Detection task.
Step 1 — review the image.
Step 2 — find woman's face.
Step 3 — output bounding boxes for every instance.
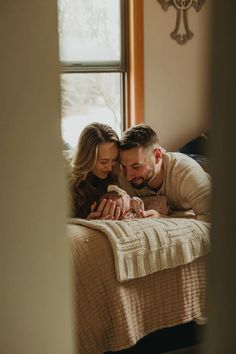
[92,142,119,179]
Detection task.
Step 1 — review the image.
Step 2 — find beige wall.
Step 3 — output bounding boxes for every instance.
[0,2,74,354]
[144,0,212,151]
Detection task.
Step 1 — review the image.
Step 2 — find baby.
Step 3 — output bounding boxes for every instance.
[99,185,170,220]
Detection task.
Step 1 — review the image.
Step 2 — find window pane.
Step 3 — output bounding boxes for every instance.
[58,0,121,63]
[61,73,122,148]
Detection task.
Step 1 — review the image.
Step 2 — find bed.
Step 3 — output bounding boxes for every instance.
[67,216,210,354]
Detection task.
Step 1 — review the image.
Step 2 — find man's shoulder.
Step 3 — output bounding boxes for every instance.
[164,152,211,185]
[163,152,206,181]
[165,151,200,168]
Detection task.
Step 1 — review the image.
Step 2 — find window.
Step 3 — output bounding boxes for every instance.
[57,0,143,149]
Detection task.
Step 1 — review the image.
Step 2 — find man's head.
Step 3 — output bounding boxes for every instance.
[119,125,163,190]
[119,124,159,150]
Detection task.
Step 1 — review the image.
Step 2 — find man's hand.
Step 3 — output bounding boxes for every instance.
[141,209,162,218]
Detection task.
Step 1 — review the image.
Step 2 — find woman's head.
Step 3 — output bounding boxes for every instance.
[72,122,119,183]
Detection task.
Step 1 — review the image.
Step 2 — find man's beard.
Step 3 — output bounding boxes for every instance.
[130,177,147,189]
[130,171,155,190]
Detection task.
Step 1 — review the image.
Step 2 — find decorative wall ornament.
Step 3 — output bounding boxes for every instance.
[157,0,206,45]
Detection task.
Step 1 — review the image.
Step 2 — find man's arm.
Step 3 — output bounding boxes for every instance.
[179,164,211,222]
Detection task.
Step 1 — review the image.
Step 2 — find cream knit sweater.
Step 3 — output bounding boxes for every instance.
[119,152,211,222]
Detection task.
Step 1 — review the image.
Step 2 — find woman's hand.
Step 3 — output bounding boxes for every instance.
[99,199,122,220]
[87,199,121,220]
[87,201,104,220]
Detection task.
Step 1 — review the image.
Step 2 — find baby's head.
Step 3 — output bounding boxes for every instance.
[99,185,131,216]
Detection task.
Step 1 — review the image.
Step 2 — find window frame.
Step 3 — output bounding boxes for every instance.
[59,0,144,130]
[127,0,144,127]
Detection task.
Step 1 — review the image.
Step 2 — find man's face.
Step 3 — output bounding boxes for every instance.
[119,147,156,189]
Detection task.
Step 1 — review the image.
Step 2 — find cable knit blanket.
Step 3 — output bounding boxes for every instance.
[68,217,210,282]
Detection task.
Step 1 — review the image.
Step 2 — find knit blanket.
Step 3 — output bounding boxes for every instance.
[68,217,210,282]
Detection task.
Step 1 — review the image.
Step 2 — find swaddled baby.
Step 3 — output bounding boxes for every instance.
[99,185,170,220]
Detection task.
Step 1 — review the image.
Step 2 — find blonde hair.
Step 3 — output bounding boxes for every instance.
[70,122,119,187]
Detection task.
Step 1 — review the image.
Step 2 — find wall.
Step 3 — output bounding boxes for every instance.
[0,2,74,354]
[144,0,213,151]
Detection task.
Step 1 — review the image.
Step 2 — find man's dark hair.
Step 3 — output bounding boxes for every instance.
[120,124,159,150]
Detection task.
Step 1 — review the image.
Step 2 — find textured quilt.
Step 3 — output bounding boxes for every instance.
[69,217,210,281]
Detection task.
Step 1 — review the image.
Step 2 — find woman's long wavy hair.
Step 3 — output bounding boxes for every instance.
[70,122,119,188]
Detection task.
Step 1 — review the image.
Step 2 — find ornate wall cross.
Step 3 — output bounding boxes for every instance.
[157,0,206,45]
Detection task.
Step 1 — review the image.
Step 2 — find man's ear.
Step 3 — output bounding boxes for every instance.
[153,147,162,162]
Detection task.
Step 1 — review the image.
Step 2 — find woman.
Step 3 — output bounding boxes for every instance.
[70,122,121,219]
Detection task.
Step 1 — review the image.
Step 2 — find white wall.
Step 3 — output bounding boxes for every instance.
[144,0,213,150]
[0,2,74,354]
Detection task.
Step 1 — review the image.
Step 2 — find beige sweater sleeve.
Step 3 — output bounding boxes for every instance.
[183,168,211,220]
[165,154,211,222]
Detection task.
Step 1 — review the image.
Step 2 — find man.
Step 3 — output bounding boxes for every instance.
[118,124,211,221]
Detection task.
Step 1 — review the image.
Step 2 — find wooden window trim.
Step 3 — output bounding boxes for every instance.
[127,0,144,127]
